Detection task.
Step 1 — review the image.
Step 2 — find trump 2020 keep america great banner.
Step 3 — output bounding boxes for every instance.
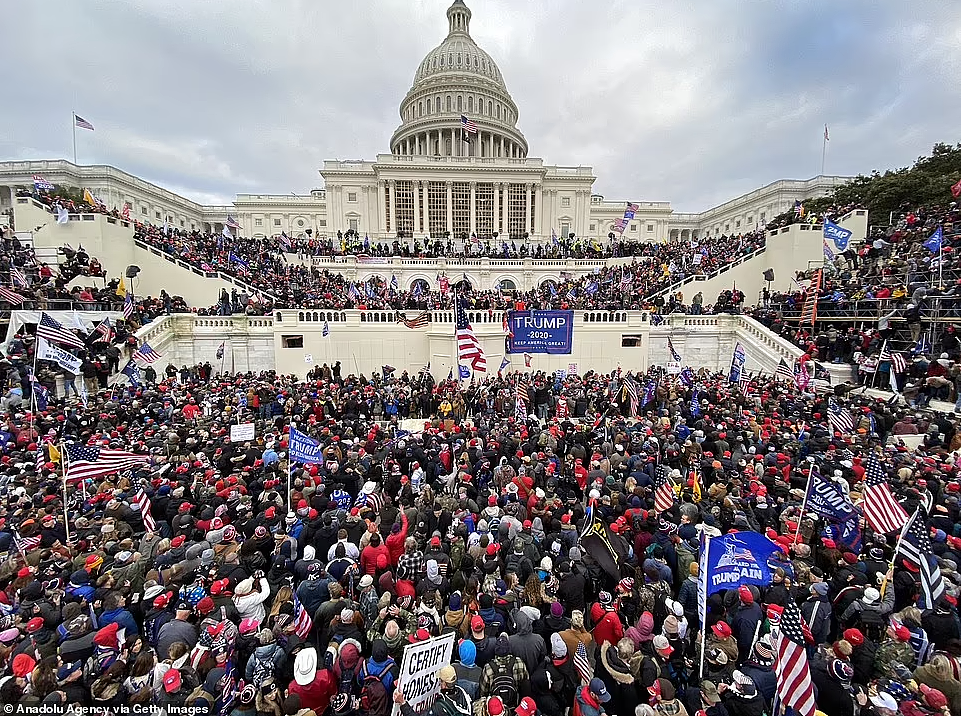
[508,310,574,354]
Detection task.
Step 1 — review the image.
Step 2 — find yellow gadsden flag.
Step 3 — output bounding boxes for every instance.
[117,276,127,298]
[82,188,96,206]
[47,443,61,464]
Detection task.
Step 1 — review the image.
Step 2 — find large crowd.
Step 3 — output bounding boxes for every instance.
[3,185,961,716]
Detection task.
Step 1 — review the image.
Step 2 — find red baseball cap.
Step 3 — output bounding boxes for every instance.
[471,615,485,633]
[711,621,732,639]
[516,697,537,716]
[163,668,182,693]
[487,697,505,716]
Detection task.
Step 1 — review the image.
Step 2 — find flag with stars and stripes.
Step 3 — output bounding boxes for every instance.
[667,337,682,363]
[92,317,113,343]
[654,465,676,513]
[862,454,908,534]
[896,507,946,609]
[291,591,313,638]
[322,321,329,337]
[390,274,399,291]
[348,283,360,301]
[0,286,25,305]
[516,380,530,406]
[456,300,486,372]
[10,267,28,288]
[64,443,151,483]
[132,342,162,365]
[396,311,429,329]
[460,114,477,134]
[123,292,134,320]
[37,312,85,349]
[827,398,855,435]
[130,488,157,532]
[573,640,592,685]
[891,352,907,374]
[775,358,794,383]
[14,531,41,555]
[624,378,639,416]
[773,598,816,716]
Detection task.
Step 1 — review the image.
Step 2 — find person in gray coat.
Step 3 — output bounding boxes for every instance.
[508,608,547,676]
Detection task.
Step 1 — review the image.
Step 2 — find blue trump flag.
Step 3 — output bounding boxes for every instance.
[121,359,142,386]
[458,365,471,380]
[924,226,943,253]
[698,531,784,597]
[822,515,862,553]
[823,219,853,251]
[803,467,855,521]
[289,427,323,464]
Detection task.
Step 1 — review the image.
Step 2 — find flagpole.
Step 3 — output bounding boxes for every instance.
[794,457,815,544]
[698,532,710,680]
[820,133,826,176]
[881,507,914,598]
[72,112,77,164]
[61,448,71,545]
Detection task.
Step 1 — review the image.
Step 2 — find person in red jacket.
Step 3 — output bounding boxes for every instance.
[360,533,391,576]
[386,512,408,566]
[591,592,623,649]
[289,647,336,712]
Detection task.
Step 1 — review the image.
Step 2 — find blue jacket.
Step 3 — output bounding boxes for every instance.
[100,607,139,636]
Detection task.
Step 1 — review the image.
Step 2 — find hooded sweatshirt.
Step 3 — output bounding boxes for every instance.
[509,609,548,675]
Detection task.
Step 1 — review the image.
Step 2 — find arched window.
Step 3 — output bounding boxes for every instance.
[499,278,517,291]
[426,98,431,114]
[457,96,462,112]
[457,53,462,65]
[496,104,501,119]
[446,95,452,112]
[468,96,473,113]
[436,95,441,113]
[418,101,423,117]
[488,100,493,115]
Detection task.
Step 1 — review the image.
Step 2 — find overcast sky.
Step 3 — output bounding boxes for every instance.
[3,1,959,212]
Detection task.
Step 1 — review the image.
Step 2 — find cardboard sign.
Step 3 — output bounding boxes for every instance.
[230,423,255,442]
[392,632,455,716]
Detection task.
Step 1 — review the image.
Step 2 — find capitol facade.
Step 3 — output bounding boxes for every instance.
[0,0,847,246]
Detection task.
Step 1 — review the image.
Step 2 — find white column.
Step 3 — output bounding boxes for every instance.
[446,181,453,236]
[388,180,396,235]
[502,182,510,235]
[500,137,505,158]
[451,129,456,157]
[423,181,431,238]
[533,184,542,238]
[413,180,421,234]
[492,183,500,235]
[524,183,532,237]
[469,181,476,236]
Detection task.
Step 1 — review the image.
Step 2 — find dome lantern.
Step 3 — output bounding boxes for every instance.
[446,0,471,37]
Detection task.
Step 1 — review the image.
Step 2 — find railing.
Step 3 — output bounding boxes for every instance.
[302,255,621,272]
[132,239,279,302]
[649,246,767,298]
[767,295,961,324]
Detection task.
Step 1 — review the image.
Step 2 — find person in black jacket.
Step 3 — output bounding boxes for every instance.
[719,670,766,716]
[810,657,858,716]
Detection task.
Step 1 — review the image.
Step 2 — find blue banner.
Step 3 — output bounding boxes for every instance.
[507,310,573,354]
[289,427,323,464]
[701,531,783,596]
[823,219,852,251]
[804,469,855,521]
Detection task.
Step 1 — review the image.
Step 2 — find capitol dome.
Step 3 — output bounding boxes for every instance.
[390,0,529,159]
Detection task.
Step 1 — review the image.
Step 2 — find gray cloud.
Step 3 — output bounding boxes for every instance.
[3,0,959,212]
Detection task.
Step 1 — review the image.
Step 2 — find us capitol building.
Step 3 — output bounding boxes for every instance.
[0,0,847,246]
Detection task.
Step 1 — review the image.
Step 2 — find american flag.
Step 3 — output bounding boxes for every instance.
[516,380,530,405]
[573,640,591,685]
[614,218,627,233]
[625,378,639,416]
[620,271,632,290]
[390,274,399,291]
[225,215,242,230]
[14,531,41,555]
[654,465,675,513]
[10,267,28,288]
[896,507,945,608]
[121,204,130,220]
[775,358,794,382]
[879,340,892,362]
[354,490,386,515]
[64,443,150,483]
[891,352,907,374]
[827,398,855,434]
[626,202,639,215]
[773,598,816,716]
[32,175,54,191]
[123,292,134,319]
[460,114,477,134]
[0,287,25,305]
[348,283,360,301]
[862,455,908,534]
[37,312,86,349]
[92,318,113,343]
[291,592,313,638]
[667,337,682,363]
[130,488,158,532]
[278,232,292,251]
[74,114,95,130]
[395,311,429,329]
[132,342,162,365]
[456,300,486,372]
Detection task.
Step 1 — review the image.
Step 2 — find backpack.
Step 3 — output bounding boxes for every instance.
[488,657,519,709]
[360,662,392,716]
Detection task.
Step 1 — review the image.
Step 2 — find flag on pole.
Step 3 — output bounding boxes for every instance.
[896,507,946,608]
[772,598,817,716]
[625,378,639,416]
[823,124,829,141]
[132,342,163,365]
[460,115,477,134]
[322,321,330,337]
[924,226,943,253]
[952,178,961,199]
[395,311,429,329]
[130,488,157,532]
[216,341,225,360]
[32,175,54,192]
[775,358,794,382]
[654,466,676,513]
[803,467,855,521]
[498,356,510,374]
[667,337,682,363]
[291,592,313,638]
[83,188,97,206]
[121,204,130,220]
[64,443,150,483]
[523,353,532,368]
[121,359,142,386]
[225,215,241,230]
[456,300,486,372]
[37,312,85,349]
[862,455,908,534]
[123,292,134,320]
[827,398,854,434]
[10,267,28,288]
[729,342,746,383]
[74,114,95,130]
[0,287,25,305]
[56,205,70,225]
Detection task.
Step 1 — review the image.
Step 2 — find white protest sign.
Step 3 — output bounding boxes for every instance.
[230,423,255,442]
[393,632,455,716]
[37,337,82,374]
[568,363,578,375]
[304,354,313,364]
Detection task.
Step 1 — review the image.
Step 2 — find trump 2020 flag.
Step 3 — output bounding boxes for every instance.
[288,427,323,465]
[823,218,852,251]
[803,467,855,521]
[700,531,783,597]
[924,226,943,253]
[729,342,746,384]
